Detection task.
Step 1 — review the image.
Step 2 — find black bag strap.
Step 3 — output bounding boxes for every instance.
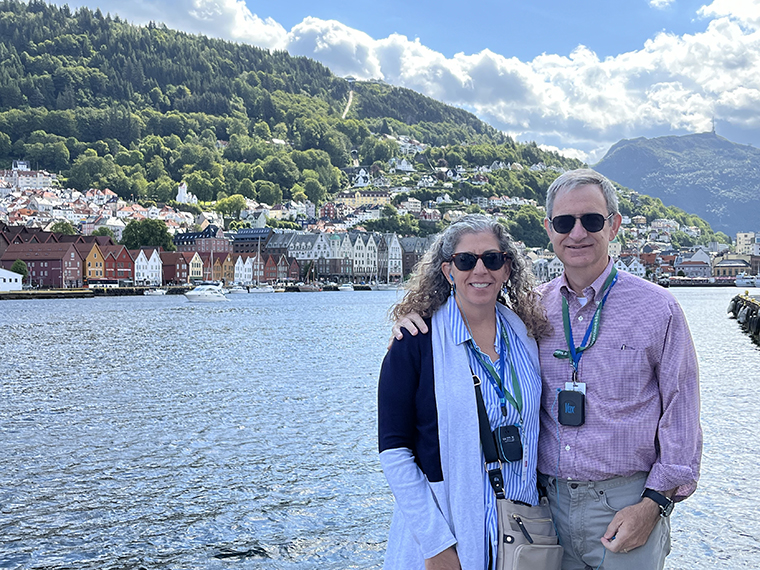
[472,372,506,499]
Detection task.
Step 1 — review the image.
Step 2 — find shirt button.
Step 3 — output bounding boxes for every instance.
[565,445,570,451]
[578,316,584,322]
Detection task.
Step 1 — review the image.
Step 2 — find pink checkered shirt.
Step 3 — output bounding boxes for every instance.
[536,259,702,500]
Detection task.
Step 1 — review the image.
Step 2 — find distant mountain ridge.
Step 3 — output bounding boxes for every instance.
[594,132,760,236]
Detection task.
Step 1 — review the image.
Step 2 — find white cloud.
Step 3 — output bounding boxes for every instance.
[699,0,760,29]
[538,144,590,162]
[649,0,676,9]
[286,17,382,79]
[268,11,760,159]
[74,0,288,49]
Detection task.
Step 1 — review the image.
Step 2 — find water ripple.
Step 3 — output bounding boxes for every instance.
[1,289,758,568]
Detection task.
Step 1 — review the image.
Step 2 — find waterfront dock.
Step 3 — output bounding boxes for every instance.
[0,286,191,300]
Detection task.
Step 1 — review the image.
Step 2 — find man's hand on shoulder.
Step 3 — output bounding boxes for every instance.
[601,498,661,554]
[388,312,428,349]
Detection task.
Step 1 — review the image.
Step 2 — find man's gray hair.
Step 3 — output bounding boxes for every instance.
[545,169,619,219]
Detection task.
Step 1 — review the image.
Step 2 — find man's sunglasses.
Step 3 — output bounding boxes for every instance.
[549,213,614,234]
[449,251,510,271]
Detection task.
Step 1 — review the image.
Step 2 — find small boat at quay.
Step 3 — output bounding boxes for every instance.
[184,284,228,302]
[227,285,248,294]
[143,288,167,296]
[249,284,275,293]
[337,283,354,291]
[297,282,322,292]
[735,272,757,287]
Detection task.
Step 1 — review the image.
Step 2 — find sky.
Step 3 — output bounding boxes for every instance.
[63,0,760,163]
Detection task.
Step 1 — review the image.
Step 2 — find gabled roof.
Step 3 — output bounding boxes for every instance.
[0,242,77,261]
[100,245,133,261]
[265,231,298,248]
[180,251,199,264]
[72,242,102,258]
[160,251,186,264]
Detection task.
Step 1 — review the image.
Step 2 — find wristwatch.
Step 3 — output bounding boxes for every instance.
[641,488,674,517]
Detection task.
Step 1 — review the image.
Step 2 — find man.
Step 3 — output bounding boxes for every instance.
[393,168,702,570]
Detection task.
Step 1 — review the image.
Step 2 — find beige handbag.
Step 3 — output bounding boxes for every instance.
[496,496,563,570]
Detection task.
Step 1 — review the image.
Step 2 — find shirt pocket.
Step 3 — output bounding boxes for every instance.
[585,347,652,401]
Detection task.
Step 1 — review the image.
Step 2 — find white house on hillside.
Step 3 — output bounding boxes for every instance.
[614,257,646,278]
[547,256,565,281]
[176,182,198,204]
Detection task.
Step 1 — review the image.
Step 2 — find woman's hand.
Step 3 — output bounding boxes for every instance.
[425,546,461,570]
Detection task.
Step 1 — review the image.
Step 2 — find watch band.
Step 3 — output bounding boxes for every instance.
[642,488,674,517]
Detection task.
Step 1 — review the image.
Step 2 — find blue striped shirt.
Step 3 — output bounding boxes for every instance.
[446,299,541,568]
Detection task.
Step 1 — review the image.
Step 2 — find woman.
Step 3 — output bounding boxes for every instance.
[378,215,549,570]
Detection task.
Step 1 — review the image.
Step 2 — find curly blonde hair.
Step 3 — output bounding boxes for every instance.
[392,215,549,339]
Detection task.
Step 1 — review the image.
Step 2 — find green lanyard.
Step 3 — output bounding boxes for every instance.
[553,266,618,376]
[467,320,523,422]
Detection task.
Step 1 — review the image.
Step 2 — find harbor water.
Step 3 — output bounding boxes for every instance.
[1,287,759,568]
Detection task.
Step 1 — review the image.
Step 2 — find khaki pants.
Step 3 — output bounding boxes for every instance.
[538,472,671,570]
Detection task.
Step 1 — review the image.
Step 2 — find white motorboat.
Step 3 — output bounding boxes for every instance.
[143,288,167,296]
[375,283,399,291]
[337,283,354,291]
[249,284,275,293]
[735,272,757,287]
[227,285,248,294]
[297,282,321,292]
[184,284,228,302]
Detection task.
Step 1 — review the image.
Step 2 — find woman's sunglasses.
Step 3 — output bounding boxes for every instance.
[449,251,510,271]
[549,213,614,234]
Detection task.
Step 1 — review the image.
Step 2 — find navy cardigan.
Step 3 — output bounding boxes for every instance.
[378,320,444,483]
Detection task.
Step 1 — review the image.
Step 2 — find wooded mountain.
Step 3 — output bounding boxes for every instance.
[594,131,760,236]
[0,0,729,249]
[0,0,587,214]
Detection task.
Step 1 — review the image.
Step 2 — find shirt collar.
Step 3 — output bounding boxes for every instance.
[445,295,503,351]
[446,295,472,346]
[560,257,616,301]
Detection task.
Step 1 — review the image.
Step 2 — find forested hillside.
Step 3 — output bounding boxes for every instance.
[0,0,587,209]
[594,132,760,235]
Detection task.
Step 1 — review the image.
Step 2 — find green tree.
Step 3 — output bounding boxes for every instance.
[256,180,282,205]
[215,194,247,219]
[261,154,300,190]
[51,220,77,235]
[184,170,215,202]
[670,230,694,249]
[303,178,325,204]
[253,121,271,140]
[91,227,115,238]
[66,151,117,191]
[120,219,176,251]
[148,175,177,202]
[10,259,28,281]
[382,204,398,217]
[0,132,11,159]
[292,188,307,202]
[267,219,301,230]
[238,178,256,199]
[503,205,549,248]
